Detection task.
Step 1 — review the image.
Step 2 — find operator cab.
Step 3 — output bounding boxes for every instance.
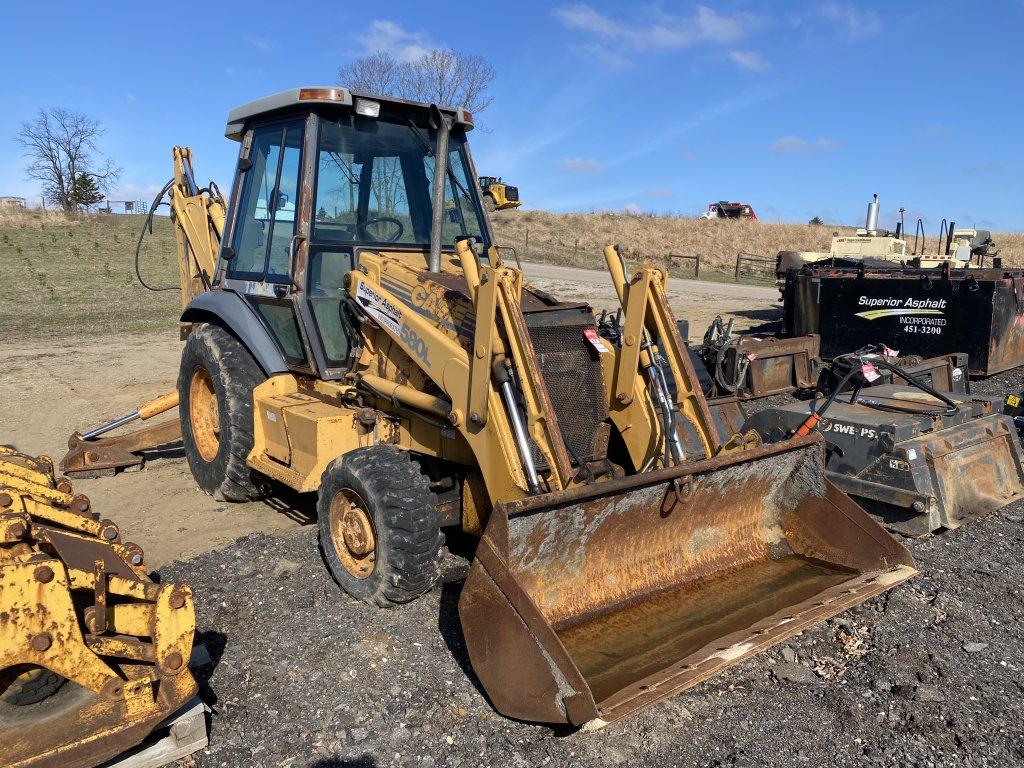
[215,86,489,380]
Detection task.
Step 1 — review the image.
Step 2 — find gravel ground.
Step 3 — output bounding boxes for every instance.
[158,369,1024,768]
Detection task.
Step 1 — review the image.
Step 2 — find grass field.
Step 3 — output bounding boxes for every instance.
[1,205,1021,341]
[0,209,180,341]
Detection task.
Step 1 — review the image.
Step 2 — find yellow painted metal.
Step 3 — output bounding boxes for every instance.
[171,146,224,311]
[602,245,724,461]
[0,447,197,768]
[481,180,522,211]
[456,240,500,428]
[136,391,180,419]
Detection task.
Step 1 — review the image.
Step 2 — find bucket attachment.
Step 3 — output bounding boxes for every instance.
[459,435,916,727]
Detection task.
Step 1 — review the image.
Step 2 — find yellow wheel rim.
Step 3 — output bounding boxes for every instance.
[188,368,220,462]
[329,489,377,579]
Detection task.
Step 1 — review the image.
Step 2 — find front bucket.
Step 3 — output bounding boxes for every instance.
[459,435,916,727]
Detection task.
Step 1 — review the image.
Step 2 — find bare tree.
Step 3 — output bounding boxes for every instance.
[338,50,495,115]
[14,108,121,212]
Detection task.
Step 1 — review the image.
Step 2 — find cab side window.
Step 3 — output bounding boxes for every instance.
[228,121,304,282]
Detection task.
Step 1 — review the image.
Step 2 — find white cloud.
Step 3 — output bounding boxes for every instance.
[644,188,673,198]
[772,136,839,154]
[553,4,762,53]
[125,93,137,104]
[810,2,881,40]
[246,36,277,52]
[728,50,769,72]
[621,202,642,214]
[680,148,696,161]
[355,20,432,63]
[559,157,603,174]
[772,136,813,153]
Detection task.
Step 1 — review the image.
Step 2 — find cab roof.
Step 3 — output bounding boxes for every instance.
[225,86,473,141]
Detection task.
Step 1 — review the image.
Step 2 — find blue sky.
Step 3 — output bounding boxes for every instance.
[2,2,1021,229]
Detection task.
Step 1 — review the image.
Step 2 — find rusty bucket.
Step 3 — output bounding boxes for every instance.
[459,435,916,727]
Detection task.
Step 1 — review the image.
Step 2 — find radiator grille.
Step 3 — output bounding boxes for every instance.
[505,186,519,201]
[526,311,607,465]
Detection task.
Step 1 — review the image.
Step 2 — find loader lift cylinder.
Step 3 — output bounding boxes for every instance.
[494,358,542,494]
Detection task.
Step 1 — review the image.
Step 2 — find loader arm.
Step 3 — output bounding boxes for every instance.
[347,262,548,503]
[603,245,723,461]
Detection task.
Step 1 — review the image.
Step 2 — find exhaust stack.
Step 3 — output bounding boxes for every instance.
[428,106,451,273]
[865,194,880,234]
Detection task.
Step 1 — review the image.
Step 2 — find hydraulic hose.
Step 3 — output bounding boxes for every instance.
[795,350,960,437]
[134,179,176,292]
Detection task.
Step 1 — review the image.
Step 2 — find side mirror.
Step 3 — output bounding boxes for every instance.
[220,245,236,261]
[237,157,252,172]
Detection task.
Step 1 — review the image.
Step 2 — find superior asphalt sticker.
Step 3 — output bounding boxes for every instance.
[356,281,403,335]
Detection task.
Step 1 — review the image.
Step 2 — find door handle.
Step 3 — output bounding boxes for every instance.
[289,235,307,264]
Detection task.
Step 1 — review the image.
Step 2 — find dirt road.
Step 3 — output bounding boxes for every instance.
[521,260,780,332]
[2,334,310,567]
[3,264,777,566]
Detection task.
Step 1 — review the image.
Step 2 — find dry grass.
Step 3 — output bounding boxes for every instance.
[0,206,83,229]
[491,209,1024,274]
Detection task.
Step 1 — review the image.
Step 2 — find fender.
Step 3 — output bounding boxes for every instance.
[181,290,288,375]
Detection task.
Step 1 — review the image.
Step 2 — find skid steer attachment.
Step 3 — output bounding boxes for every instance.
[460,436,915,726]
[0,446,197,768]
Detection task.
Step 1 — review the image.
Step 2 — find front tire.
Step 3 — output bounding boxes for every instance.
[179,324,267,502]
[484,196,496,213]
[318,446,443,607]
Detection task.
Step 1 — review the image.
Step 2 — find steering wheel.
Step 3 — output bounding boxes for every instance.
[358,216,404,242]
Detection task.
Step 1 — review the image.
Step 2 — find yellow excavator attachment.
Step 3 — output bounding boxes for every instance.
[0,446,197,768]
[460,435,916,727]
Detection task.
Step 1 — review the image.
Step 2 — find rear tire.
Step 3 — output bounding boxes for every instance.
[179,324,268,502]
[318,446,443,607]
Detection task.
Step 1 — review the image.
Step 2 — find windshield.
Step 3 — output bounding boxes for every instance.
[312,113,486,248]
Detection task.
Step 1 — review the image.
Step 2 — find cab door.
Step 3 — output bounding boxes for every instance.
[222,118,314,372]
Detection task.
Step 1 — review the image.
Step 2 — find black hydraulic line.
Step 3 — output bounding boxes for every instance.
[796,350,960,437]
[134,179,177,292]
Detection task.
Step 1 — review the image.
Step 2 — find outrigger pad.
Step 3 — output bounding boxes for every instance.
[460,436,916,727]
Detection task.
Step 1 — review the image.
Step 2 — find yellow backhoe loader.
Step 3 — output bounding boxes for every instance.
[61,86,915,727]
[0,447,197,767]
[149,87,914,726]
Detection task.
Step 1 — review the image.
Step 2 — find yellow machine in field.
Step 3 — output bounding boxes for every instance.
[478,175,521,211]
[0,447,197,768]
[67,86,915,727]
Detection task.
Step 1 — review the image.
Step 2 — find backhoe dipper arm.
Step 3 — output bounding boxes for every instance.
[170,146,226,310]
